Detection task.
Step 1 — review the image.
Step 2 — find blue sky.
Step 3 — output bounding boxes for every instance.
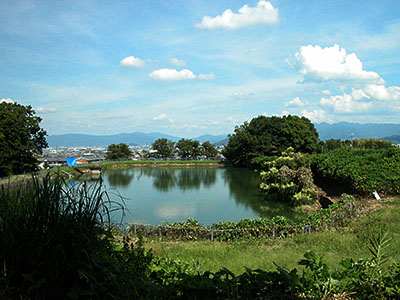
[1,0,400,137]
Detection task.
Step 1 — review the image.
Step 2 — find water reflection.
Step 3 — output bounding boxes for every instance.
[222,168,304,221]
[85,167,302,225]
[107,169,135,187]
[134,167,217,192]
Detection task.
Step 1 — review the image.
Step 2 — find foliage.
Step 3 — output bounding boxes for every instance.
[352,138,393,149]
[130,195,355,241]
[105,143,133,160]
[317,138,393,153]
[222,115,319,167]
[259,148,318,206]
[176,138,201,159]
[151,138,175,159]
[0,174,156,299]
[0,102,48,177]
[311,147,400,194]
[201,141,219,158]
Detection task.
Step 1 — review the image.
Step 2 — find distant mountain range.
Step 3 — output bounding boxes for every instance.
[315,122,400,141]
[46,132,229,147]
[46,122,400,147]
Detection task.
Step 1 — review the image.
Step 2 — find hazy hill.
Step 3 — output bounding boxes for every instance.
[193,134,228,144]
[47,132,229,147]
[382,135,400,144]
[46,122,400,147]
[315,122,400,141]
[47,132,181,147]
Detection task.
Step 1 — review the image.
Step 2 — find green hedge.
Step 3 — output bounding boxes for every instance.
[311,147,400,195]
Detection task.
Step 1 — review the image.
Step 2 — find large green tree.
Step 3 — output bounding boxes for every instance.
[201,141,218,159]
[151,138,175,159]
[105,143,132,160]
[0,102,48,177]
[222,115,319,166]
[176,138,201,159]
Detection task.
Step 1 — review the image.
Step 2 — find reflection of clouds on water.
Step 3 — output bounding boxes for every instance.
[156,202,197,219]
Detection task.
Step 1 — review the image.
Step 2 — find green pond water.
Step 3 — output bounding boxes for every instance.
[79,167,303,226]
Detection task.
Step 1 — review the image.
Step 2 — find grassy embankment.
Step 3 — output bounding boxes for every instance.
[144,196,400,274]
[0,159,222,185]
[55,159,222,174]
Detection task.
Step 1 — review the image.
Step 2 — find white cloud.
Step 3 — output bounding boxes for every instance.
[195,0,279,30]
[285,96,308,107]
[320,83,400,114]
[231,92,254,100]
[36,106,57,113]
[320,93,372,113]
[149,69,215,81]
[322,90,331,95]
[0,98,14,104]
[281,110,289,116]
[294,44,383,84]
[301,109,330,123]
[169,58,186,67]
[198,73,215,80]
[363,84,400,101]
[153,113,167,121]
[149,68,195,81]
[120,56,145,68]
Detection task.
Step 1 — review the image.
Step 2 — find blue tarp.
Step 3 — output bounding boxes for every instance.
[66,157,77,166]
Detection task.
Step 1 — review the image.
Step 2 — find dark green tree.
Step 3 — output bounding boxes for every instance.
[105,143,132,160]
[222,115,319,166]
[201,141,218,159]
[151,138,175,159]
[176,138,201,159]
[0,102,48,177]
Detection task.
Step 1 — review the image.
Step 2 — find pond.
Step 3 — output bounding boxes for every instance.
[78,167,303,226]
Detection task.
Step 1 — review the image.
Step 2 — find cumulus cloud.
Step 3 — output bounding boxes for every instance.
[0,98,14,104]
[195,0,279,30]
[320,83,400,114]
[363,84,400,101]
[149,69,215,81]
[231,92,255,100]
[294,44,383,84]
[169,58,186,67]
[285,96,308,107]
[301,109,329,123]
[120,56,145,68]
[36,106,57,113]
[198,73,215,80]
[149,69,195,81]
[320,93,372,113]
[153,113,167,121]
[281,110,290,116]
[322,90,331,95]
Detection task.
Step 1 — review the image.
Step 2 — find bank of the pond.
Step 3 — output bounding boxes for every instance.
[142,196,400,275]
[54,159,223,176]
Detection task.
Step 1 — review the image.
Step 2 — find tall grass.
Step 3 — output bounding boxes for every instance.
[0,173,150,299]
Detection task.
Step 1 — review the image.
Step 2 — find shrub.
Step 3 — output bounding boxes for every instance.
[259,148,318,206]
[311,147,400,195]
[0,173,153,299]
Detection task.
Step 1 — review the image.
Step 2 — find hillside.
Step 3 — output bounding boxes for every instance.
[315,122,400,140]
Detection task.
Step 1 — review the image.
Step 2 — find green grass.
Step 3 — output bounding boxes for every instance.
[144,197,400,274]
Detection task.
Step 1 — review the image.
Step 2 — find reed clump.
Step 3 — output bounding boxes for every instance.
[0,173,152,299]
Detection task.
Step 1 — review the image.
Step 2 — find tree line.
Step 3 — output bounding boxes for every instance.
[105,138,219,160]
[0,101,395,176]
